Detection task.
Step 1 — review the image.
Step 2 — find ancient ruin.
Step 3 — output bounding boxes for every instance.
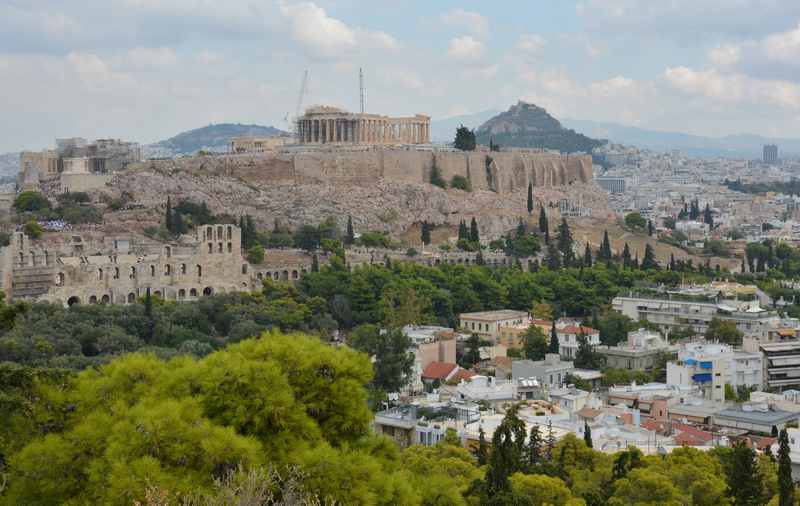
[297,106,430,145]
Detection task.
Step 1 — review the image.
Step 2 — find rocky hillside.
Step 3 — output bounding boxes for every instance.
[145,123,289,157]
[476,101,605,153]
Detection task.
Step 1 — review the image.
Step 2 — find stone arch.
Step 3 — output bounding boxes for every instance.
[178,288,186,299]
[242,264,248,275]
[273,272,280,280]
[281,270,289,280]
[29,251,35,266]
[18,252,24,266]
[98,268,103,280]
[181,263,187,274]
[164,264,171,275]
[227,225,232,240]
[55,272,65,286]
[67,296,80,307]
[114,267,120,279]
[228,242,232,253]
[216,225,223,239]
[257,272,263,280]
[127,292,135,303]
[197,265,202,277]
[190,288,198,297]
[89,295,98,304]
[203,286,213,296]
[101,294,110,304]
[218,242,223,253]
[208,243,213,254]
[150,265,155,277]
[165,246,172,258]
[291,270,299,280]
[130,266,137,279]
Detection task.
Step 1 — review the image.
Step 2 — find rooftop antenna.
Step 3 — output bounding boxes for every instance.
[291,69,309,139]
[359,68,365,114]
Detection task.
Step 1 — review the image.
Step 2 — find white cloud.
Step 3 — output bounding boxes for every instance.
[763,22,800,63]
[278,1,357,60]
[195,50,222,65]
[517,34,545,54]
[446,36,485,61]
[708,44,740,66]
[357,29,401,50]
[664,66,800,109]
[441,9,488,38]
[67,52,137,91]
[122,47,178,68]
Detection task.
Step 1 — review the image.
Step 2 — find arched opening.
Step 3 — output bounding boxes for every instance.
[217,225,223,239]
[218,242,223,253]
[127,292,135,303]
[203,287,213,296]
[101,294,110,304]
[178,289,186,299]
[150,265,155,277]
[28,251,35,266]
[196,265,202,277]
[130,266,137,279]
[208,243,213,254]
[113,267,120,279]
[228,242,232,253]
[281,270,289,280]
[164,264,171,275]
[67,296,80,307]
[190,288,198,297]
[291,270,299,280]
[257,272,263,280]
[227,225,232,239]
[180,263,187,274]
[273,272,279,280]
[98,268,103,280]
[55,272,65,286]
[154,290,162,298]
[18,252,23,266]
[89,295,98,304]
[165,246,171,258]
[242,264,248,274]
[44,251,49,266]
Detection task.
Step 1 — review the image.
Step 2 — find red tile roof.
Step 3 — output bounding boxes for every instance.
[451,369,477,382]
[672,422,714,442]
[422,361,458,380]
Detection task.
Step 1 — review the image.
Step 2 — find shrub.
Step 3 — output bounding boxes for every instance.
[450,175,472,192]
[23,221,43,239]
[247,244,265,264]
[13,192,50,213]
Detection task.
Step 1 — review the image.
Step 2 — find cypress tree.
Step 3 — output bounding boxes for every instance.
[469,217,480,243]
[458,220,468,241]
[545,420,556,459]
[527,182,533,214]
[548,321,560,355]
[704,204,714,228]
[556,218,574,266]
[647,219,654,236]
[421,221,431,246]
[527,424,542,470]
[539,204,549,243]
[642,244,659,270]
[545,242,561,270]
[173,210,186,235]
[165,197,173,233]
[730,442,761,506]
[583,421,593,448]
[476,249,485,266]
[345,215,355,245]
[311,254,319,273]
[779,428,795,506]
[622,243,632,269]
[477,427,488,466]
[583,243,593,267]
[600,230,612,263]
[516,219,526,239]
[669,253,676,271]
[144,286,152,319]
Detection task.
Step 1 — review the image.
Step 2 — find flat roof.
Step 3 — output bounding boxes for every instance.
[460,310,528,322]
[715,407,798,424]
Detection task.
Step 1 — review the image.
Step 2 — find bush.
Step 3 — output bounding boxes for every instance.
[23,221,43,239]
[247,244,265,264]
[406,247,418,257]
[450,175,472,192]
[0,231,10,247]
[625,212,647,230]
[357,231,394,248]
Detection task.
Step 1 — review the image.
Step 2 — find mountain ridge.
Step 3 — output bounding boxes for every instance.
[146,123,289,156]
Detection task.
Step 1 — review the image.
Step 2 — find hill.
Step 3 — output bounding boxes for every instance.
[476,101,604,153]
[562,118,800,158]
[146,123,289,156]
[0,152,20,178]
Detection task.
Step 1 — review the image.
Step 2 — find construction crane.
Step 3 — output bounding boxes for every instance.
[286,70,308,140]
[359,68,365,114]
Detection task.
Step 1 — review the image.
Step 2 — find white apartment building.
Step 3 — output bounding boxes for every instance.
[556,325,600,359]
[667,342,762,402]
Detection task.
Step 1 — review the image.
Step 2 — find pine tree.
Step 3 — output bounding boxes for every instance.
[583,243,593,267]
[165,197,173,233]
[599,230,612,264]
[144,286,153,319]
[311,254,319,273]
[458,220,468,241]
[730,442,761,506]
[421,221,431,246]
[477,427,488,466]
[545,420,556,459]
[476,249,485,266]
[516,219,526,239]
[779,428,795,506]
[454,125,476,151]
[669,253,676,271]
[527,425,542,470]
[545,242,561,270]
[539,204,549,243]
[548,321,560,355]
[647,219,654,236]
[556,218,574,266]
[345,215,355,245]
[583,421,593,448]
[172,210,186,235]
[622,243,632,269]
[642,244,659,270]
[469,217,480,244]
[704,204,714,228]
[527,182,534,214]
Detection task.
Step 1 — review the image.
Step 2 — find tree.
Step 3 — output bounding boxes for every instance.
[420,221,431,246]
[523,325,549,361]
[539,204,549,243]
[690,199,701,221]
[641,244,659,270]
[345,215,355,245]
[778,428,795,506]
[527,182,534,214]
[556,218,574,266]
[574,333,603,369]
[294,225,320,252]
[705,317,744,346]
[599,230,612,264]
[622,243,632,269]
[583,243,593,267]
[311,254,319,273]
[648,219,655,237]
[463,333,481,368]
[583,421,593,448]
[172,209,187,235]
[477,427,488,466]
[625,212,647,230]
[450,175,472,191]
[458,221,469,241]
[165,196,173,232]
[548,321,560,355]
[469,217,480,244]
[545,242,562,270]
[454,125,476,151]
[348,324,413,393]
[13,191,50,213]
[483,409,525,495]
[23,221,43,239]
[429,158,447,188]
[247,244,265,264]
[730,442,761,506]
[526,425,542,470]
[704,204,714,228]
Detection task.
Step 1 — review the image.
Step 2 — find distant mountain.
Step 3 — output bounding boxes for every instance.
[429,110,500,143]
[0,152,19,179]
[475,102,604,153]
[561,118,800,158]
[146,123,289,157]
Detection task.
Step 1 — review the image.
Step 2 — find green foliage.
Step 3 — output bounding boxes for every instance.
[705,317,744,346]
[357,231,395,249]
[13,191,50,212]
[450,175,472,191]
[624,212,647,230]
[348,324,414,393]
[523,325,549,361]
[454,125,476,151]
[246,244,265,264]
[22,221,42,239]
[429,158,447,188]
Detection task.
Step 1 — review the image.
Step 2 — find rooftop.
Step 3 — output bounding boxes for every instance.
[460,310,528,322]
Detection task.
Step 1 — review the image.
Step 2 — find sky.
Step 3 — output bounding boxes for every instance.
[2,0,800,152]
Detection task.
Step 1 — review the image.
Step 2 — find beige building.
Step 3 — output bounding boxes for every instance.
[297,106,430,145]
[459,310,529,341]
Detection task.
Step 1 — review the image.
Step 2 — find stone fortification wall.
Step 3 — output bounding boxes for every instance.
[129,148,592,193]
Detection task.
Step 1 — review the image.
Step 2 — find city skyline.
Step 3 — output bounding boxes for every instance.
[2,1,800,152]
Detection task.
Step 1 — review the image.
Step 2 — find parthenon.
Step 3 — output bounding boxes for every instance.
[297,106,430,145]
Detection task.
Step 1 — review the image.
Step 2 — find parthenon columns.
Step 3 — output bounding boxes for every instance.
[296,111,430,145]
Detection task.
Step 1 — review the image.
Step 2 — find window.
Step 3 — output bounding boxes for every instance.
[130,266,136,279]
[227,242,232,253]
[218,242,223,253]
[113,267,120,279]
[180,263,187,274]
[208,243,213,254]
[164,265,171,275]
[197,265,202,277]
[98,268,103,280]
[242,264,248,274]
[150,265,155,277]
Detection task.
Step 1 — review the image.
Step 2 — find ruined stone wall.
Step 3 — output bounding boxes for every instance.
[127,148,593,194]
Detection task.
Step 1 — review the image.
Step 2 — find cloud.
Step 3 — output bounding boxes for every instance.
[446,36,486,61]
[195,50,222,65]
[708,44,740,66]
[357,29,401,50]
[67,52,138,91]
[663,66,800,109]
[762,22,800,63]
[441,9,488,38]
[517,34,546,54]
[121,47,178,68]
